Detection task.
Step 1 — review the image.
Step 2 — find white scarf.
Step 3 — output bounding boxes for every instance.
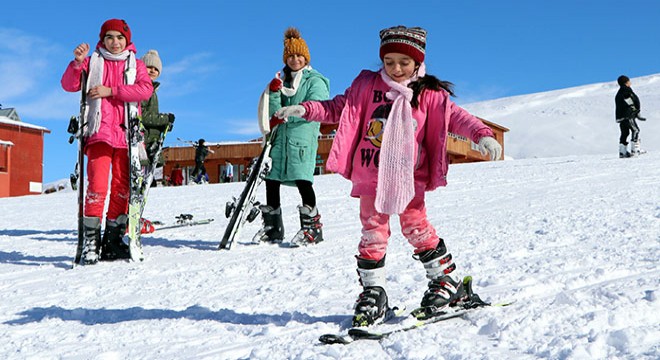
[84,48,137,136]
[375,63,426,215]
[257,65,311,135]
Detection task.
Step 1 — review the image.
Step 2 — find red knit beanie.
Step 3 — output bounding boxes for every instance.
[99,19,132,44]
[379,26,427,63]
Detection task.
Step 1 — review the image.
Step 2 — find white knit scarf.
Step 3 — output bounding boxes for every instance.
[375,63,426,214]
[85,47,137,136]
[257,65,312,135]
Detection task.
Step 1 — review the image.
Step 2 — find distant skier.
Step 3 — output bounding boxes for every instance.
[615,75,646,158]
[140,49,175,167]
[61,19,153,264]
[192,139,213,183]
[275,26,502,326]
[253,27,330,246]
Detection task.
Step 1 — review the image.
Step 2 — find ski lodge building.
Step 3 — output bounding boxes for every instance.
[160,119,508,185]
[0,108,51,198]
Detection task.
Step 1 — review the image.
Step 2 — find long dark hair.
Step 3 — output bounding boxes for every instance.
[409,69,455,108]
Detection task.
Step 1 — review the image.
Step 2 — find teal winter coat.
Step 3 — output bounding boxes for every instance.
[266,68,330,185]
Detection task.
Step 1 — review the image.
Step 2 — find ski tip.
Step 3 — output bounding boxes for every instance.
[319,333,352,345]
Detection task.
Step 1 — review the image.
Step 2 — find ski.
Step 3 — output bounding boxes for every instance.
[146,214,214,232]
[126,115,146,262]
[319,305,407,345]
[69,70,87,267]
[319,276,514,345]
[218,127,277,250]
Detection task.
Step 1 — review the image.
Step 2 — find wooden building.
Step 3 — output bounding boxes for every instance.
[0,108,51,197]
[161,119,508,185]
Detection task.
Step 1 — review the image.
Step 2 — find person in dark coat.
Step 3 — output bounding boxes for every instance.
[140,49,175,166]
[615,75,646,157]
[192,139,213,183]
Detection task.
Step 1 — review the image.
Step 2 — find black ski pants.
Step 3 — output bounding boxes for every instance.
[266,179,316,210]
[619,118,640,145]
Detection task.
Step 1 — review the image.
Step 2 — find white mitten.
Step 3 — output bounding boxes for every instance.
[274,105,305,120]
[478,137,502,161]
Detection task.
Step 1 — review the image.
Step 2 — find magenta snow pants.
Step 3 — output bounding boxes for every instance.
[357,195,439,261]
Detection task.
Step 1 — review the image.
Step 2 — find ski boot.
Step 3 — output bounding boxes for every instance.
[252,205,284,243]
[81,217,101,265]
[631,141,643,157]
[289,205,323,246]
[413,238,468,319]
[100,214,130,261]
[353,256,388,327]
[619,144,631,158]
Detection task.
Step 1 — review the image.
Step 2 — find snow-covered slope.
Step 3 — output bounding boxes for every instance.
[1,151,658,359]
[464,74,660,159]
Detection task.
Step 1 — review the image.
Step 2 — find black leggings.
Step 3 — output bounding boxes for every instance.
[619,118,640,145]
[265,179,316,209]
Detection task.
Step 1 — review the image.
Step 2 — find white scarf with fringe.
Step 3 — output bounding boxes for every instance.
[84,48,137,136]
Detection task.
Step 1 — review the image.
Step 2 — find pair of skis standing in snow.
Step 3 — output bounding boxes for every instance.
[63,20,185,266]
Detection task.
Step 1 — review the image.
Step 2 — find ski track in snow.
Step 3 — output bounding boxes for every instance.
[1,152,659,359]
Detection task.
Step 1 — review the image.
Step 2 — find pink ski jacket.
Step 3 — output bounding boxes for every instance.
[302,70,494,192]
[61,43,153,149]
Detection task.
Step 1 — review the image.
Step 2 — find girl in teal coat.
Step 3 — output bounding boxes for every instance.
[254,27,330,246]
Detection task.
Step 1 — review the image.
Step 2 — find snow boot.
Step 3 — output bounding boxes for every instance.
[100,214,130,261]
[81,216,101,265]
[415,239,467,314]
[631,141,642,157]
[619,144,631,158]
[352,256,388,327]
[253,205,284,243]
[290,205,323,246]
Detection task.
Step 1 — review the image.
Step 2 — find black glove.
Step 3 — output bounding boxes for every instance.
[167,113,175,131]
[637,114,647,121]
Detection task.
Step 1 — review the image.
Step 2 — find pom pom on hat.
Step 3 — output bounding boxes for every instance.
[379,26,427,63]
[100,18,132,45]
[141,50,163,74]
[283,27,311,65]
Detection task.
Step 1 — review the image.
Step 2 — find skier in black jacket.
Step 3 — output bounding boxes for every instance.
[192,139,214,183]
[615,75,646,157]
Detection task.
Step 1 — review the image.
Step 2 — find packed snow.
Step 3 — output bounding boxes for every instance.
[1,151,658,359]
[1,74,659,359]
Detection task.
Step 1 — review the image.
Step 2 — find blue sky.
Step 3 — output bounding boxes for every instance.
[2,0,659,183]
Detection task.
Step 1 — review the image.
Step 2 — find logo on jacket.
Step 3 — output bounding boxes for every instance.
[364,104,392,148]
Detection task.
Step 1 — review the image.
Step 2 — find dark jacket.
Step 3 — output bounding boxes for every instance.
[615,85,640,120]
[195,145,209,163]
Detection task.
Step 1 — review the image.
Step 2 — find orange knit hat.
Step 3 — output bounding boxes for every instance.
[282,27,310,64]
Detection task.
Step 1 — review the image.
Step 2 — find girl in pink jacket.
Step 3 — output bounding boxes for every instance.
[275,26,502,326]
[61,19,153,265]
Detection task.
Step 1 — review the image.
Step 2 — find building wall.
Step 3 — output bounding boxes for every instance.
[161,119,508,186]
[0,124,48,197]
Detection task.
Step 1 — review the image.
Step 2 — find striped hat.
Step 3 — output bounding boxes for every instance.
[379,26,427,63]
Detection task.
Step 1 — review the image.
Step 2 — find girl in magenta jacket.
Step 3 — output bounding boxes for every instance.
[61,19,153,264]
[275,26,502,326]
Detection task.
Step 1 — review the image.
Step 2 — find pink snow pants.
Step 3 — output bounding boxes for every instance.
[358,195,439,261]
[84,142,129,220]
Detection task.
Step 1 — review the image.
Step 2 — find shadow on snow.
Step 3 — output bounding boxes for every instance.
[5,305,347,327]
